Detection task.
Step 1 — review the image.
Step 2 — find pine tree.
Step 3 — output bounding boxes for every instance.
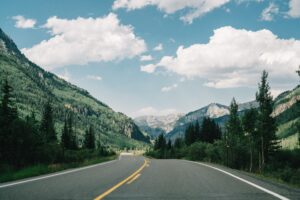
[167,139,172,150]
[67,113,77,150]
[0,78,17,125]
[242,108,258,172]
[185,123,197,146]
[40,101,56,143]
[225,98,246,168]
[200,117,221,143]
[61,116,71,150]
[84,125,95,150]
[154,134,166,150]
[256,70,278,171]
[174,138,183,149]
[0,78,17,164]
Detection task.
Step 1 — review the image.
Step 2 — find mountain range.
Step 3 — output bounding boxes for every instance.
[0,28,150,149]
[135,90,300,149]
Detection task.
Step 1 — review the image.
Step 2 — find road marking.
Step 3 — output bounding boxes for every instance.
[188,161,290,200]
[126,173,141,184]
[0,160,117,189]
[94,159,148,200]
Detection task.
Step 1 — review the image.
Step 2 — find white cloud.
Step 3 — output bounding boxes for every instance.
[161,84,178,92]
[287,0,300,18]
[261,3,279,21]
[142,26,300,89]
[112,0,230,24]
[133,106,178,116]
[140,55,153,61]
[87,75,102,81]
[22,13,146,70]
[141,64,157,73]
[153,43,163,51]
[12,15,36,29]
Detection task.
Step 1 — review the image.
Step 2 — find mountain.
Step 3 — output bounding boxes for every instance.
[165,102,259,141]
[0,28,149,149]
[166,86,299,148]
[134,113,184,140]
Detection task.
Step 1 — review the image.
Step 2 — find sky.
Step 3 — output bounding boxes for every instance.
[0,0,299,118]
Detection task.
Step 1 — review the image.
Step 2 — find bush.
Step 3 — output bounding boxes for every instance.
[188,142,207,161]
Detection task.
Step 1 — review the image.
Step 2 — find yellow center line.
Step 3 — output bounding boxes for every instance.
[94,159,148,200]
[126,173,141,184]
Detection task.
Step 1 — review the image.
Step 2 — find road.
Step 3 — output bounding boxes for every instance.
[0,154,299,200]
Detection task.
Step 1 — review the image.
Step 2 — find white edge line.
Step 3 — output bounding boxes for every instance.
[0,159,117,189]
[187,161,289,200]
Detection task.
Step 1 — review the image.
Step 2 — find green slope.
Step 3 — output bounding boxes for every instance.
[273,85,300,149]
[0,28,149,149]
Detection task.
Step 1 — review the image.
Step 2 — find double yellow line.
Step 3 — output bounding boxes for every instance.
[94,159,149,200]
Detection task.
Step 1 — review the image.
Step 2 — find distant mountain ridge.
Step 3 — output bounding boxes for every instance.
[134,113,183,139]
[135,85,300,149]
[0,28,149,148]
[135,101,258,141]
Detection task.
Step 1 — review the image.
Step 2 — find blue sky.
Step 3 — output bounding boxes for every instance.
[0,0,300,117]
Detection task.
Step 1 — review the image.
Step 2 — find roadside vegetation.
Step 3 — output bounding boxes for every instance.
[0,78,115,183]
[146,70,300,187]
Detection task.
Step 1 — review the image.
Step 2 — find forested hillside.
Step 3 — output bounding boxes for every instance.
[0,28,149,149]
[273,85,300,149]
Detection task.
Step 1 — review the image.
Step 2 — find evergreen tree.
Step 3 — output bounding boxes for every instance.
[154,134,166,150]
[225,98,246,168]
[0,78,17,125]
[40,101,56,143]
[61,116,71,150]
[167,139,172,150]
[185,123,197,146]
[66,113,78,150]
[84,125,95,149]
[242,108,258,172]
[0,78,17,164]
[194,121,201,141]
[200,117,221,143]
[174,138,184,149]
[256,70,278,171]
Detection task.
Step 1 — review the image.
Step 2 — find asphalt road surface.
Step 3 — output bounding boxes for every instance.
[0,154,299,200]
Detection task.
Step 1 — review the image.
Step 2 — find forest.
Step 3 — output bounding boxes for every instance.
[0,77,115,182]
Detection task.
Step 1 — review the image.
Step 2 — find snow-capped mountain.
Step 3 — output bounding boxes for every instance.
[134,113,184,133]
[134,113,184,139]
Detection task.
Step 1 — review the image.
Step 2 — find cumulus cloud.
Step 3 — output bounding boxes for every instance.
[12,15,36,29]
[161,84,178,92]
[112,0,230,24]
[22,13,146,70]
[142,26,300,89]
[261,3,279,21]
[140,55,153,61]
[287,0,300,18]
[87,75,102,81]
[134,106,178,117]
[153,43,163,51]
[141,64,157,73]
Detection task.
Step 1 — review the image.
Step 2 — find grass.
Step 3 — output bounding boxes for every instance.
[0,155,117,183]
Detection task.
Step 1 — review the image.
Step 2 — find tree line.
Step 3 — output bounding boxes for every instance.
[146,70,300,185]
[0,78,113,169]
